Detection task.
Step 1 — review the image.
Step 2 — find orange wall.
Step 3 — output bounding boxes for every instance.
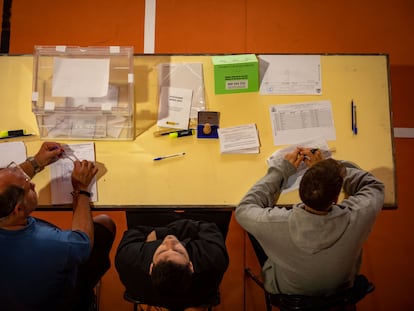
[4,1,414,310]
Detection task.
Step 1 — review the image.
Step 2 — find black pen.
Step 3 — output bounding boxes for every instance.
[309,147,336,154]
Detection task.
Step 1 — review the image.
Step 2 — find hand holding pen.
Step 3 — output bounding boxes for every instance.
[34,142,64,168]
[301,148,324,167]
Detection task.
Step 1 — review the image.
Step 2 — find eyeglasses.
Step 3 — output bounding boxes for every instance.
[6,161,31,182]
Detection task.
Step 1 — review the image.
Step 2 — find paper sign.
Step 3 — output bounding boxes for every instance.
[52,58,110,97]
[157,86,193,129]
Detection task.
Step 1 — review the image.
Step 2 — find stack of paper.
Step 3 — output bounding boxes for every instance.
[50,142,98,204]
[218,124,260,154]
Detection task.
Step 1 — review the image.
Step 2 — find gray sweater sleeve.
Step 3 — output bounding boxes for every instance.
[339,161,385,217]
[235,158,296,234]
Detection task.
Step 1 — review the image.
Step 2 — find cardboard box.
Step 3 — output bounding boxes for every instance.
[212,54,259,94]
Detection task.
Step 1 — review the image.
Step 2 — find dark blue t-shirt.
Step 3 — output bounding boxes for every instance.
[0,217,91,311]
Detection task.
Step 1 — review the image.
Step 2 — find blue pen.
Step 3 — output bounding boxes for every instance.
[153,152,186,161]
[352,100,358,135]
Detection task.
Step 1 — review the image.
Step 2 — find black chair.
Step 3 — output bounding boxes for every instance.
[245,232,375,311]
[124,290,220,311]
[245,268,375,311]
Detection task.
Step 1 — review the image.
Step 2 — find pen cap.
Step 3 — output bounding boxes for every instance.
[0,131,8,138]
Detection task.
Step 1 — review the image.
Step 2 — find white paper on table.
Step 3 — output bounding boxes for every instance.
[269,100,336,146]
[259,55,322,95]
[52,58,110,97]
[218,124,260,154]
[157,86,193,129]
[0,142,26,168]
[267,137,332,193]
[50,142,97,204]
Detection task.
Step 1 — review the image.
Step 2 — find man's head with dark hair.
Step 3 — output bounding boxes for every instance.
[0,185,25,218]
[299,158,346,211]
[151,260,192,296]
[150,235,194,297]
[0,167,36,220]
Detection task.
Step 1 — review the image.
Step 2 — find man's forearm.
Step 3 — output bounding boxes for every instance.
[72,194,94,247]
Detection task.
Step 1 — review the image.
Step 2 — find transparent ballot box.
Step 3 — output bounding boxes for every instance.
[32,46,135,140]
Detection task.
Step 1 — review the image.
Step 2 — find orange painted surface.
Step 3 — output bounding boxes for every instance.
[9,0,145,53]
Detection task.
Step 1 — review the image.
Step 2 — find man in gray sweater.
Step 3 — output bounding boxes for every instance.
[235,147,384,295]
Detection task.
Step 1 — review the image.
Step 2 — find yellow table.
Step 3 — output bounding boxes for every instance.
[0,54,395,208]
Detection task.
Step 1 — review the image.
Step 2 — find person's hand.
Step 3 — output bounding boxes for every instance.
[300,148,324,167]
[71,160,98,191]
[284,147,304,169]
[34,142,64,169]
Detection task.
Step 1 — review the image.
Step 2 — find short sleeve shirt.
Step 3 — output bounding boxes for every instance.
[0,217,91,311]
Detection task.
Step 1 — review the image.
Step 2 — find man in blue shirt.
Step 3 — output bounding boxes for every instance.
[0,142,116,311]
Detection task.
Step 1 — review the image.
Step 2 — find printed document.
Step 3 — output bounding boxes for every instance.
[218,124,260,154]
[259,55,322,95]
[157,86,193,129]
[269,100,336,145]
[50,142,97,204]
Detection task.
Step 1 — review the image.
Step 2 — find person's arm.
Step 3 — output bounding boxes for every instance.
[238,147,303,209]
[70,160,98,247]
[340,161,384,216]
[115,225,160,274]
[19,142,64,178]
[118,225,155,247]
[235,151,298,232]
[182,220,229,297]
[190,221,229,266]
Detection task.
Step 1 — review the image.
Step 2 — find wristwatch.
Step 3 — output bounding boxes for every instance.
[71,190,92,198]
[26,156,43,173]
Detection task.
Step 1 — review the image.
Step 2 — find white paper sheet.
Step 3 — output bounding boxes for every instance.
[259,55,322,95]
[0,142,26,168]
[157,86,193,129]
[269,100,336,145]
[218,124,260,154]
[267,137,332,193]
[50,142,97,204]
[52,58,110,97]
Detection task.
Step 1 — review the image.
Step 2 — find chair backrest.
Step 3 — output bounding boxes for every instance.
[124,290,220,311]
[245,268,375,311]
[270,274,375,311]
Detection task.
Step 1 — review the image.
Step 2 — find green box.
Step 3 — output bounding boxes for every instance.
[212,54,259,94]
